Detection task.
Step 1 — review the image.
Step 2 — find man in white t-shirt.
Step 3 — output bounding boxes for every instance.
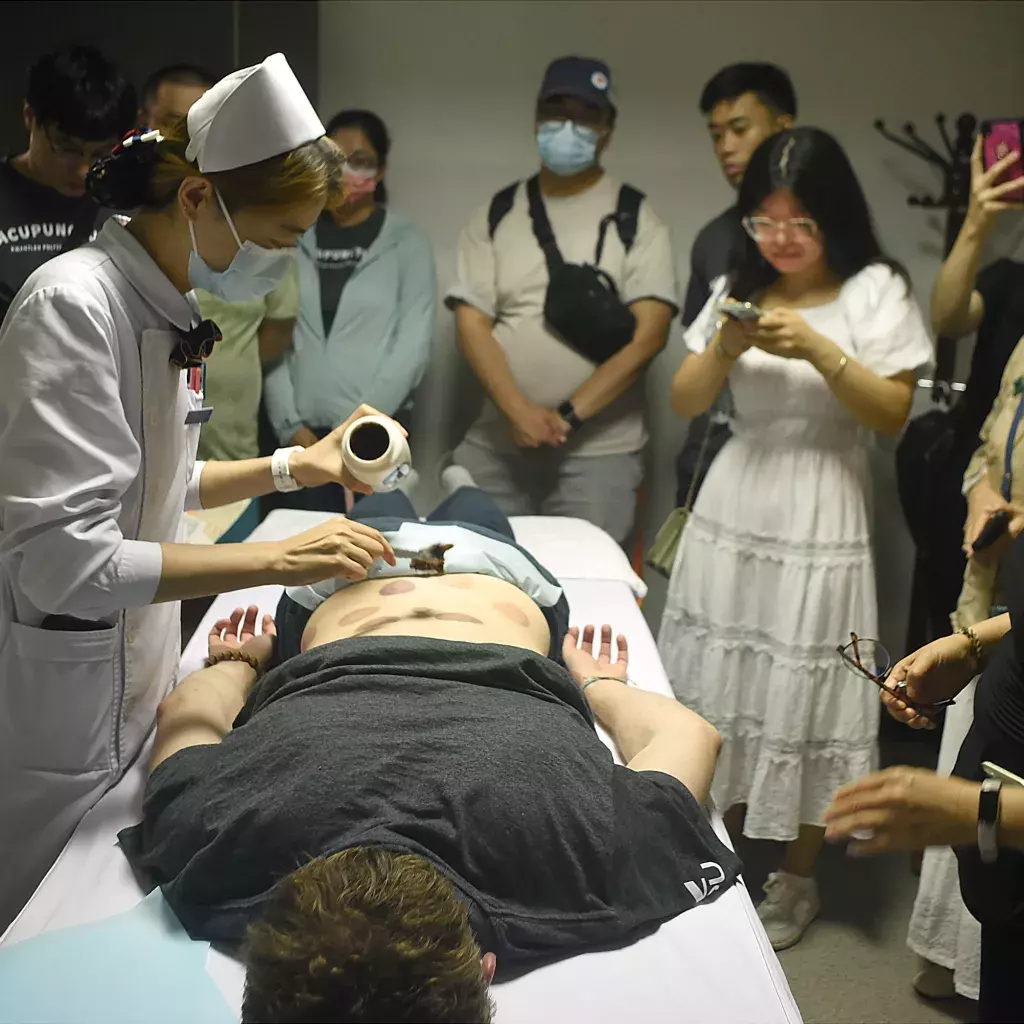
[445,56,677,544]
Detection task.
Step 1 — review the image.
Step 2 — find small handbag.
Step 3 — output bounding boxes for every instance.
[646,413,717,578]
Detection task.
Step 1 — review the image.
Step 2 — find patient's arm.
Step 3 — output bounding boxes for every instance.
[150,607,274,773]
[563,625,722,802]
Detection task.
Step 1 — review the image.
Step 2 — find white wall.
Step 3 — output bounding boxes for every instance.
[319,0,1024,652]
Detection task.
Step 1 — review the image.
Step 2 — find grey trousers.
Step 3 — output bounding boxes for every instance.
[453,439,643,544]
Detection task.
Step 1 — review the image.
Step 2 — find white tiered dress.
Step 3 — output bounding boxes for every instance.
[658,265,933,841]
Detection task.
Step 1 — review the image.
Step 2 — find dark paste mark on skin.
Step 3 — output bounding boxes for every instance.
[351,615,403,636]
[410,544,454,574]
[435,612,484,624]
[493,601,530,627]
[335,606,380,626]
[379,580,416,596]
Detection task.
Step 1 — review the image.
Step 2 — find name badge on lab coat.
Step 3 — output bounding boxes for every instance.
[185,364,214,425]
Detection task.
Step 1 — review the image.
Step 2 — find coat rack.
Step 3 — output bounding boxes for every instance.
[874,113,976,402]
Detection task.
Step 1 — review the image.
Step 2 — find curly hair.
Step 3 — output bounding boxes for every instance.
[241,848,494,1024]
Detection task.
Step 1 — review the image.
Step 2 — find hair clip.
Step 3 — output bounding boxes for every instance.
[170,319,222,369]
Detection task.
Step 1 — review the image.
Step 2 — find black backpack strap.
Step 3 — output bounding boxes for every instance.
[487,181,520,240]
[525,174,564,269]
[615,184,644,252]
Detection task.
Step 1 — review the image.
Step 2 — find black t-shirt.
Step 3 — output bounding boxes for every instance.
[119,638,740,965]
[951,259,1024,466]
[681,205,742,326]
[953,532,1024,927]
[315,206,386,335]
[0,156,100,324]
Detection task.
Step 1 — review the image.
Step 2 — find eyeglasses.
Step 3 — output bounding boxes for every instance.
[742,216,820,243]
[341,152,379,175]
[44,126,114,166]
[837,632,956,712]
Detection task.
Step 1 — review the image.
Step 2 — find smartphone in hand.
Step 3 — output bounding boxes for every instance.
[973,508,1011,552]
[719,299,763,323]
[981,119,1024,202]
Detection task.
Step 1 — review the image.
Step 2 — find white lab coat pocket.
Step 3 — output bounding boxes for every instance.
[7,622,120,774]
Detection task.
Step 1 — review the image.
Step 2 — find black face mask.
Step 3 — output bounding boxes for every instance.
[525,175,637,365]
[169,318,221,369]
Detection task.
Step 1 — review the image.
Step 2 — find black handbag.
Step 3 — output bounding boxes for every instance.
[525,175,638,365]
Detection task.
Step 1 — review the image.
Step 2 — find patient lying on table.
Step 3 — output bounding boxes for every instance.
[120,486,740,1023]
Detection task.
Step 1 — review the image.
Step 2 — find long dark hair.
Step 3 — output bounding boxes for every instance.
[730,127,908,300]
[325,109,391,204]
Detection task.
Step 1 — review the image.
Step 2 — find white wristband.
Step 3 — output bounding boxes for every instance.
[271,446,304,493]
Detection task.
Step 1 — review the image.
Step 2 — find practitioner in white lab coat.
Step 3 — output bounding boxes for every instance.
[0,54,401,930]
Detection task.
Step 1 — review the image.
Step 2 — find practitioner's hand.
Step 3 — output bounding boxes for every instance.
[824,767,980,854]
[288,425,321,449]
[271,516,396,585]
[290,404,408,492]
[881,633,976,730]
[208,605,277,671]
[563,623,629,688]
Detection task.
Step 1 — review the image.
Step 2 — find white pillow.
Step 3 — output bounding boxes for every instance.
[511,516,647,598]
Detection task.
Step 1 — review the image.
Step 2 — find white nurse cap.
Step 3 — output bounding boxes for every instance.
[185,53,325,173]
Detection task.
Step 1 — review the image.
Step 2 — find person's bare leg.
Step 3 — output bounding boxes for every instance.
[723,803,746,842]
[780,824,825,877]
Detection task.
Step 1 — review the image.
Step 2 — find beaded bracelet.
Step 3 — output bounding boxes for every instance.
[205,648,263,674]
[958,625,985,673]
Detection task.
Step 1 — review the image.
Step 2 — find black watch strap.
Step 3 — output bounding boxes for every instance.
[979,778,1002,864]
[558,400,583,431]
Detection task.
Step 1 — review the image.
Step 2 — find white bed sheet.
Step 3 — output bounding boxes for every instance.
[1,511,800,1024]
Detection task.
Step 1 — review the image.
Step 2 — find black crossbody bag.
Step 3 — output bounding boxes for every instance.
[524,174,640,365]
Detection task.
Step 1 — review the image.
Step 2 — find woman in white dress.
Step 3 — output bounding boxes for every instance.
[659,127,933,950]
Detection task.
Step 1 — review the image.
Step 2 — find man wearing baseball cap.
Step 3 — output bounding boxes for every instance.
[445,56,677,546]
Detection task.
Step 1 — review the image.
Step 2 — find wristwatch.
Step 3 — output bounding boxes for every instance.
[557,400,583,432]
[978,778,1002,864]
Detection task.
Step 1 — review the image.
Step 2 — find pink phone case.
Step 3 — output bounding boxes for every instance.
[983,120,1024,201]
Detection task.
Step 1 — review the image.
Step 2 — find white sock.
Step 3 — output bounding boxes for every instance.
[441,464,477,495]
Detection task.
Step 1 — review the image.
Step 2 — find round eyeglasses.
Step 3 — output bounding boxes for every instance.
[837,632,955,712]
[742,216,819,243]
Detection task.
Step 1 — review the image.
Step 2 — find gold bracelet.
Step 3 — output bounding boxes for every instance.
[205,649,263,674]
[958,626,985,673]
[828,354,849,383]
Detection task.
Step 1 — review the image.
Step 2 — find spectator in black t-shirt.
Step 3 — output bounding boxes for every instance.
[901,136,1024,639]
[675,64,796,507]
[0,46,135,323]
[138,64,216,136]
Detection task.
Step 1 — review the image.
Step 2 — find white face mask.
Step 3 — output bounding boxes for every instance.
[187,189,294,301]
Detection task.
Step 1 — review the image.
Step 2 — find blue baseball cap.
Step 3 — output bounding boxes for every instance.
[538,56,615,112]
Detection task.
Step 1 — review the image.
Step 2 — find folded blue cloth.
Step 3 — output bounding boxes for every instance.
[0,890,235,1024]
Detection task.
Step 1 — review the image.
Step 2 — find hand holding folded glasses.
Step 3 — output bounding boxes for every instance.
[882,633,979,730]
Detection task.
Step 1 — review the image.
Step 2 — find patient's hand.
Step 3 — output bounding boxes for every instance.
[209,606,277,672]
[563,624,629,688]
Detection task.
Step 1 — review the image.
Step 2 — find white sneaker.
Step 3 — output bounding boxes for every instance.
[756,871,820,951]
[913,959,956,999]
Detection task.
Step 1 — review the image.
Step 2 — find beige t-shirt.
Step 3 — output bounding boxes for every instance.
[195,266,299,462]
[447,174,677,456]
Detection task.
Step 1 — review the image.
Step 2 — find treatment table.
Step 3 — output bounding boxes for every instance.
[0,511,802,1024]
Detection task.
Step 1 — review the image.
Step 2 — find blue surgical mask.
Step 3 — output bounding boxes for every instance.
[537,120,599,177]
[187,189,294,301]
